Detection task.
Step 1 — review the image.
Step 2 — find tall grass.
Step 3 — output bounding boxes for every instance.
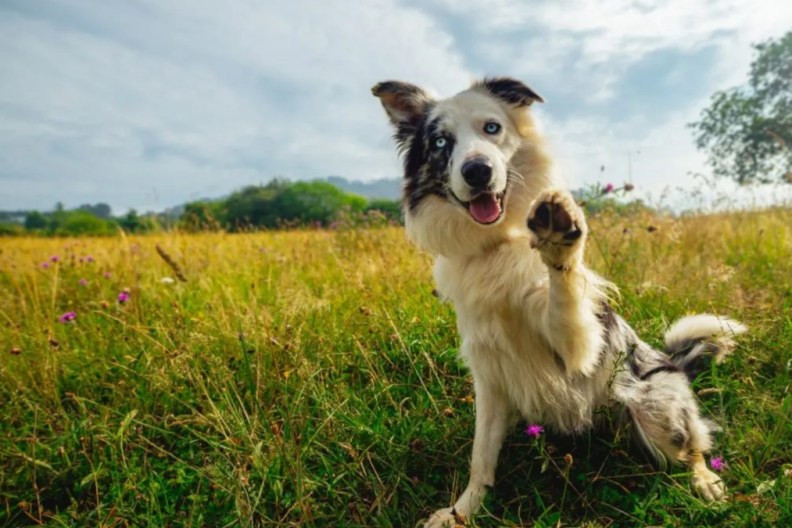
[1,209,790,527]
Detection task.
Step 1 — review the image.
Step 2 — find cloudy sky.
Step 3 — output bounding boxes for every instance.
[1,0,791,213]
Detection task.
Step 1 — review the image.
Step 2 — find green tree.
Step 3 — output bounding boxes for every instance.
[365,199,402,222]
[116,209,156,233]
[179,202,221,232]
[56,211,116,236]
[689,31,792,184]
[78,203,112,219]
[219,183,284,229]
[24,211,48,230]
[273,181,365,226]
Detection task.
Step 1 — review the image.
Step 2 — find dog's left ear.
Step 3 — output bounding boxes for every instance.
[479,77,544,106]
[371,81,434,128]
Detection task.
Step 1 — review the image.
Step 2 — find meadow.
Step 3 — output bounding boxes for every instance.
[1,207,790,527]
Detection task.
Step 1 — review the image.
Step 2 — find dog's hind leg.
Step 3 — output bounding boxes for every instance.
[614,364,726,501]
[424,377,511,528]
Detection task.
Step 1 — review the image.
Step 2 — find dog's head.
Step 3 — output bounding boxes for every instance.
[373,77,552,256]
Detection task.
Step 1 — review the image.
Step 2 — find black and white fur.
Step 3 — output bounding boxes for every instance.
[372,78,746,527]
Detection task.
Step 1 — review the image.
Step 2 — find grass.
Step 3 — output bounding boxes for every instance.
[1,207,790,527]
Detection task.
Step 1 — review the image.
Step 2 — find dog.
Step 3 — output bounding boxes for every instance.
[371,77,746,527]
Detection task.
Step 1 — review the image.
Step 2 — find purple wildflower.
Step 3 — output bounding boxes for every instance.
[117,291,130,304]
[86,256,95,263]
[59,311,77,323]
[603,183,615,194]
[524,424,544,438]
[40,262,50,269]
[50,255,60,263]
[79,278,88,287]
[710,456,726,472]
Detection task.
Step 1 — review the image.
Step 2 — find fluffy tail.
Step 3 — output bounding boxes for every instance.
[664,314,747,380]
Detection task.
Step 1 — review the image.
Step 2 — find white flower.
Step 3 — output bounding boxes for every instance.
[160,277,176,284]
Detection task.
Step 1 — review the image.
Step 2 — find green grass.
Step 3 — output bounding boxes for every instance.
[1,209,791,527]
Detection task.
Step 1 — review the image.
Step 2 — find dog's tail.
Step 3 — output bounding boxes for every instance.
[664,314,747,380]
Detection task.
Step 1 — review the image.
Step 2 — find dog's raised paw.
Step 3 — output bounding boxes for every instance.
[424,507,465,528]
[527,190,587,269]
[527,190,585,244]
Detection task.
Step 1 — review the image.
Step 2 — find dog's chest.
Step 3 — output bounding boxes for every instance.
[433,252,606,432]
[460,312,601,431]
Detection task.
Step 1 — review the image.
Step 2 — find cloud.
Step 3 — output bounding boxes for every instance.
[0,0,471,211]
[0,0,790,213]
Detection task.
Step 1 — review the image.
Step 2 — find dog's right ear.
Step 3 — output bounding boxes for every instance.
[371,81,433,128]
[479,77,544,106]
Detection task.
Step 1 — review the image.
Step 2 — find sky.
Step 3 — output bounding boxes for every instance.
[1,0,791,214]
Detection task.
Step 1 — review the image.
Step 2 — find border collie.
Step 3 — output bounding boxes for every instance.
[372,77,746,527]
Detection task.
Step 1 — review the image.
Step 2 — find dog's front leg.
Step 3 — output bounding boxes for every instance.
[424,377,510,528]
[526,189,606,377]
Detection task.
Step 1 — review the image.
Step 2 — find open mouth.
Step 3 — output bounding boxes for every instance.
[463,190,505,225]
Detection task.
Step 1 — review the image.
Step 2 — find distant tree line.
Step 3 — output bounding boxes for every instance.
[179,180,400,232]
[0,180,402,236]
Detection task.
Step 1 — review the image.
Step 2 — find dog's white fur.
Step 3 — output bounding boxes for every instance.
[372,80,746,527]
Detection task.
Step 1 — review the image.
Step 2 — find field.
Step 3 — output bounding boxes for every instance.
[1,208,791,527]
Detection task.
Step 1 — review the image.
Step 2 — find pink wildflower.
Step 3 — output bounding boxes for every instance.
[40,262,50,269]
[59,311,76,323]
[117,291,130,303]
[710,456,726,472]
[603,183,615,194]
[79,278,88,286]
[103,272,111,279]
[524,424,544,438]
[86,256,95,263]
[50,255,60,263]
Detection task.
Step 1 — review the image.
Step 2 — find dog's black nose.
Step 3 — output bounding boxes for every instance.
[461,158,492,189]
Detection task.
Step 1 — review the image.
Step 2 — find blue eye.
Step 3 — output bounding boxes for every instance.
[484,122,501,134]
[434,137,448,149]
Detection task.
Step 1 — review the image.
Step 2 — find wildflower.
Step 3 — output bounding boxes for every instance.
[710,456,726,472]
[624,182,635,192]
[160,277,176,284]
[59,311,77,323]
[86,256,95,263]
[524,424,544,438]
[40,262,50,269]
[100,300,109,309]
[103,272,111,279]
[50,255,60,263]
[117,291,130,304]
[79,278,88,286]
[603,183,615,194]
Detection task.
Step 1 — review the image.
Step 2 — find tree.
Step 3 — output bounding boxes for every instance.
[689,31,792,184]
[78,203,112,219]
[219,183,283,229]
[273,181,365,226]
[24,211,48,230]
[179,202,220,232]
[53,211,116,236]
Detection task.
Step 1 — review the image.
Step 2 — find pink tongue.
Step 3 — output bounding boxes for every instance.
[469,193,501,224]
